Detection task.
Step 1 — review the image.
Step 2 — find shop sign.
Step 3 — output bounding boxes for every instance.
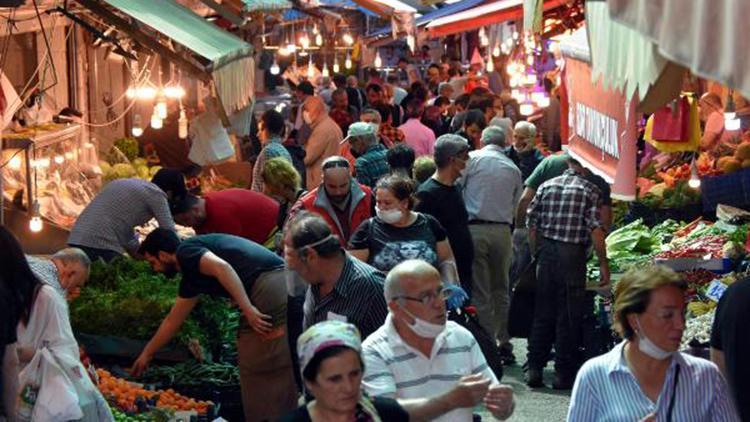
[564,57,638,200]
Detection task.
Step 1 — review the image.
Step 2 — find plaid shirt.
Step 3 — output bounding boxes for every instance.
[354,144,390,188]
[526,169,602,245]
[68,179,176,254]
[379,123,405,149]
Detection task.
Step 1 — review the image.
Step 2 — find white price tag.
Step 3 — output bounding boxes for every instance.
[705,280,728,302]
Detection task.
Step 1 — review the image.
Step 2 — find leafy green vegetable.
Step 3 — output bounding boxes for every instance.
[70,258,239,362]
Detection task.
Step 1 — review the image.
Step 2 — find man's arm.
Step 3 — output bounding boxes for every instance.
[591,227,610,287]
[711,348,727,378]
[515,187,536,227]
[600,205,613,234]
[131,297,199,375]
[199,252,272,334]
[398,374,491,421]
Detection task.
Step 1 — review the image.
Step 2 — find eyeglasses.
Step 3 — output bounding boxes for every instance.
[323,160,350,170]
[394,286,452,306]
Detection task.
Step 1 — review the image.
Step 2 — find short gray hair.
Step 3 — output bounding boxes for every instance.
[384,259,441,302]
[514,121,536,140]
[481,126,506,147]
[354,133,378,146]
[434,134,469,168]
[360,108,382,124]
[52,247,91,274]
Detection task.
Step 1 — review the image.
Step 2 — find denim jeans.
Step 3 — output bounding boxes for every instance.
[527,238,591,378]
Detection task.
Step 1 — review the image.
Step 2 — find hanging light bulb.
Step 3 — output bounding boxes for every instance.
[520,103,534,116]
[307,61,316,79]
[151,111,163,129]
[688,156,701,189]
[333,56,340,73]
[270,58,280,75]
[536,96,550,108]
[526,55,535,66]
[312,24,319,35]
[315,33,323,47]
[343,32,354,45]
[155,95,168,120]
[54,155,64,164]
[345,53,352,69]
[164,86,186,99]
[322,62,330,78]
[178,108,188,139]
[278,45,289,56]
[29,201,42,233]
[486,57,494,72]
[9,155,21,170]
[300,32,311,50]
[374,51,382,68]
[132,114,144,137]
[725,93,741,130]
[492,44,501,57]
[478,27,486,41]
[512,31,519,40]
[406,34,416,53]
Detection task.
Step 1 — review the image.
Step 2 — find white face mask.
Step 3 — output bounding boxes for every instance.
[402,308,446,338]
[303,111,313,125]
[376,206,403,224]
[635,317,673,360]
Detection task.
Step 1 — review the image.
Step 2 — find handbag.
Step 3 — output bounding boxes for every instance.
[652,96,690,142]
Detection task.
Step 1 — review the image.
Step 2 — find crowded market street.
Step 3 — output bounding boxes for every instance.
[1,0,748,421]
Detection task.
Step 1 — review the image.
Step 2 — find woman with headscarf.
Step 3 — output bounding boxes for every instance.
[302,96,344,188]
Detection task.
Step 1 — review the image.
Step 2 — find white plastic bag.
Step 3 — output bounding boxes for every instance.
[16,348,82,422]
[188,109,235,165]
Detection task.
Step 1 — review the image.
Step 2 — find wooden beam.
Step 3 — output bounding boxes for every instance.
[74,0,211,81]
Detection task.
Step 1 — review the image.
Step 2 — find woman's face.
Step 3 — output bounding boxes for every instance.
[629,285,686,353]
[399,243,421,259]
[466,124,483,144]
[306,349,363,414]
[376,188,408,213]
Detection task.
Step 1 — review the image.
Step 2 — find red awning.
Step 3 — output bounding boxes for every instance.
[426,0,567,38]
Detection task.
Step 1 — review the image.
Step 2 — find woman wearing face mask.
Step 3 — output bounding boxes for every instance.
[302,96,344,189]
[348,174,459,284]
[567,265,739,422]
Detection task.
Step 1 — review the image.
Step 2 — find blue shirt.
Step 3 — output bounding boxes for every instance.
[568,341,740,422]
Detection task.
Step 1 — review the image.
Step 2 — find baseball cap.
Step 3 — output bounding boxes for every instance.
[340,121,376,144]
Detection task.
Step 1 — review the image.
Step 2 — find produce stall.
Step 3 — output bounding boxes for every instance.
[70,258,244,421]
[588,214,750,357]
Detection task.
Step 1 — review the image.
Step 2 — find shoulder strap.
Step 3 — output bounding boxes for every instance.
[666,364,680,422]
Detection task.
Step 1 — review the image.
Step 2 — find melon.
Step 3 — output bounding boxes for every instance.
[721,158,742,173]
[736,143,750,161]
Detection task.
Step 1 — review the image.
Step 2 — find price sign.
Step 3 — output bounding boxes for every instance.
[705,280,728,302]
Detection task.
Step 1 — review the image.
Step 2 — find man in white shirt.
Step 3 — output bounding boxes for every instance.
[460,126,523,364]
[362,259,515,422]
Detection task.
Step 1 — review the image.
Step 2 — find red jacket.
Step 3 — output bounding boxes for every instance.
[291,181,372,244]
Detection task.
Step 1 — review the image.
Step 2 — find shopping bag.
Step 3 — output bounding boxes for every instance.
[52,352,114,422]
[644,95,700,153]
[188,109,235,165]
[652,96,689,142]
[16,348,82,422]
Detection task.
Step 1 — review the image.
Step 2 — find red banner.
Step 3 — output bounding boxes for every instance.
[563,57,638,200]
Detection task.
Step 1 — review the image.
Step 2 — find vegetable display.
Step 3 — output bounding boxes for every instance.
[138,360,239,387]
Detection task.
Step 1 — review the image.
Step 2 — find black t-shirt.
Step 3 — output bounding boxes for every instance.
[176,234,284,299]
[349,213,447,273]
[711,277,750,421]
[279,397,409,422]
[415,178,474,283]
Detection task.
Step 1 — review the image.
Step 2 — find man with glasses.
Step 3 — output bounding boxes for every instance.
[289,156,373,245]
[460,126,523,365]
[415,134,474,297]
[362,259,515,421]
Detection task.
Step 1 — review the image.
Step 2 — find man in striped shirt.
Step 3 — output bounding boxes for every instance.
[362,259,515,421]
[284,211,388,339]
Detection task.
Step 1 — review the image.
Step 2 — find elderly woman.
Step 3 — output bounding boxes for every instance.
[567,265,739,421]
[507,121,545,180]
[348,173,458,284]
[303,96,344,188]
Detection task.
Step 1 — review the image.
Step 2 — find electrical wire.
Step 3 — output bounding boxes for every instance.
[0,148,24,169]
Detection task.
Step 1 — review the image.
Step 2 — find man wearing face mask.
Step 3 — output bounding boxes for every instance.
[131,229,297,421]
[459,126,523,365]
[289,156,372,246]
[415,134,474,297]
[362,259,516,422]
[26,248,91,301]
[283,211,388,339]
[302,97,344,189]
[342,122,390,188]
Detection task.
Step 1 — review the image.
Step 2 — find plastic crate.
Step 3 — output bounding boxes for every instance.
[701,168,750,212]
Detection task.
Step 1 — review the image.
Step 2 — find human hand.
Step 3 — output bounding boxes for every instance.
[130,352,152,377]
[484,384,514,420]
[448,374,491,408]
[244,305,273,334]
[599,264,611,287]
[66,287,81,301]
